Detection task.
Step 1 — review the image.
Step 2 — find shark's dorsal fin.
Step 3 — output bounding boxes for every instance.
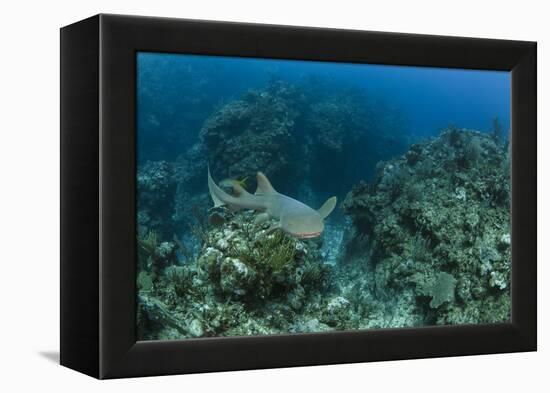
[255,172,277,195]
[318,196,337,219]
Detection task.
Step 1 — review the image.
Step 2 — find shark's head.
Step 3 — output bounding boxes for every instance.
[280,209,324,239]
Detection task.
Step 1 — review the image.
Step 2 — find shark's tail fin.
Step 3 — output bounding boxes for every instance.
[207,165,226,208]
[207,166,262,211]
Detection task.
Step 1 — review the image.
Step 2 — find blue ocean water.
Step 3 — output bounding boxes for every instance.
[136,51,511,340]
[137,52,510,161]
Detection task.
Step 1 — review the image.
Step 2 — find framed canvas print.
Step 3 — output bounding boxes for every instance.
[60,14,536,379]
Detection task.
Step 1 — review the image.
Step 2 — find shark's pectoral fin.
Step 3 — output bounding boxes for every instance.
[318,196,337,219]
[264,223,280,235]
[257,223,281,239]
[255,222,280,239]
[254,212,270,226]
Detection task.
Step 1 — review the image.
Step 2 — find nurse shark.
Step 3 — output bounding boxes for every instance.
[208,167,337,239]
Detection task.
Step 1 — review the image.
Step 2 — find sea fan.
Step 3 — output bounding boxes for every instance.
[429,272,457,308]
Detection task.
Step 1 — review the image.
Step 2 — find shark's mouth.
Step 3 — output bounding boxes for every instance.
[296,231,322,239]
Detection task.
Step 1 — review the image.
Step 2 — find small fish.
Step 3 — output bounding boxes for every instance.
[208,212,226,227]
[219,177,249,194]
[208,167,337,239]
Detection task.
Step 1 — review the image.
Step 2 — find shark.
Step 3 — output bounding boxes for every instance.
[208,167,337,239]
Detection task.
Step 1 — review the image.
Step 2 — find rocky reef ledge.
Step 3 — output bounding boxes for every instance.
[137,128,511,340]
[342,127,511,325]
[137,210,340,339]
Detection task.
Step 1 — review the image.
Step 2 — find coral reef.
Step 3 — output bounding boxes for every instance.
[137,161,177,237]
[138,78,409,240]
[199,80,305,184]
[137,127,511,340]
[136,68,511,339]
[342,128,511,325]
[304,89,410,195]
[137,210,337,339]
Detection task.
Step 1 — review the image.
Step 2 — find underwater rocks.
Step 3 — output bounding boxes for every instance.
[137,79,412,249]
[195,79,410,196]
[342,128,511,325]
[136,150,213,246]
[137,160,178,237]
[196,211,331,301]
[155,81,308,235]
[308,94,368,153]
[137,230,180,273]
[137,126,511,340]
[322,296,351,326]
[199,80,305,182]
[137,80,515,338]
[303,90,409,195]
[219,257,256,297]
[137,210,336,340]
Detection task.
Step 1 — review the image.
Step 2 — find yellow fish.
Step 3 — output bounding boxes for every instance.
[219,176,249,192]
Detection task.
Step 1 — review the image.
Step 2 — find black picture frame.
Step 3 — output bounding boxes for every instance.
[60,14,537,379]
